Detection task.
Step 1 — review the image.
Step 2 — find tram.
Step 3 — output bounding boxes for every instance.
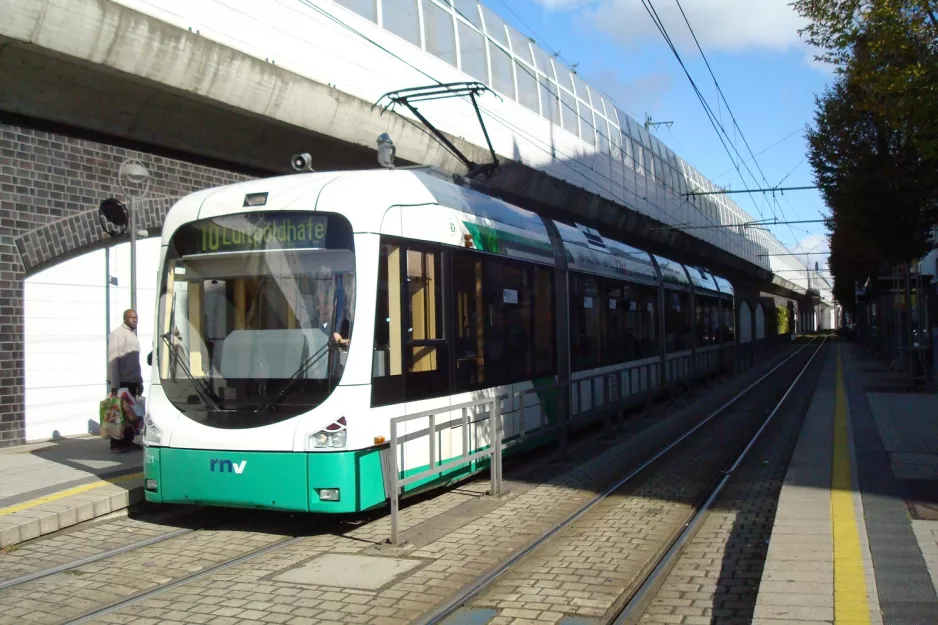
[142,167,735,513]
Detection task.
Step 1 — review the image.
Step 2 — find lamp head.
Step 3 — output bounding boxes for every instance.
[377,133,396,169]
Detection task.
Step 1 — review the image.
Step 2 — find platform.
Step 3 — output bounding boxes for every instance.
[754,343,938,624]
[0,435,143,548]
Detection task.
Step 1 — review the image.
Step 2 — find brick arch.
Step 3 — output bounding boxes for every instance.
[14,195,183,276]
[0,123,253,446]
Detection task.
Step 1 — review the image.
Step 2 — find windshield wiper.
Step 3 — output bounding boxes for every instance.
[160,333,223,411]
[258,340,334,413]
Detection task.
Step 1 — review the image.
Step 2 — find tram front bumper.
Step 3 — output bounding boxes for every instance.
[143,446,387,513]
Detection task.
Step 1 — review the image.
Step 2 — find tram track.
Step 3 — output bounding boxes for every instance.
[60,534,307,625]
[0,339,823,625]
[415,335,828,625]
[609,335,828,624]
[0,504,267,592]
[0,509,345,625]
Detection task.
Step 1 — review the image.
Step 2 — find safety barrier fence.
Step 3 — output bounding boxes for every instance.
[385,334,790,544]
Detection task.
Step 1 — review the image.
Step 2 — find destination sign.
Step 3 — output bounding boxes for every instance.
[198,214,328,253]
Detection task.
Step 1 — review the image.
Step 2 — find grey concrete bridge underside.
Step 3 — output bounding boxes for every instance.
[0,0,811,446]
[0,0,800,294]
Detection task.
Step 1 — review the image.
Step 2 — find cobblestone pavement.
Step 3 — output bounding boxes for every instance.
[0,515,180,584]
[635,346,826,625]
[454,346,821,624]
[0,346,798,625]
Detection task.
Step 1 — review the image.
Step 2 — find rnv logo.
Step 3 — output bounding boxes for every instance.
[210,459,247,474]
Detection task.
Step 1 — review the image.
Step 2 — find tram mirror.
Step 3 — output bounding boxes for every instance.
[98,198,128,236]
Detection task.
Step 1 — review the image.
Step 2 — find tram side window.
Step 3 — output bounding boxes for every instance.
[708,302,720,345]
[484,259,533,386]
[695,294,722,346]
[709,298,723,344]
[372,241,449,405]
[372,242,405,407]
[454,253,485,390]
[722,299,736,342]
[532,266,555,376]
[405,247,448,401]
[664,290,692,352]
[638,283,659,358]
[570,274,605,371]
[605,280,630,364]
[608,280,659,363]
[454,253,554,390]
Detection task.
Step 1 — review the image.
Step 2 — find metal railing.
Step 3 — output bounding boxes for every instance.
[384,335,789,544]
[388,395,504,545]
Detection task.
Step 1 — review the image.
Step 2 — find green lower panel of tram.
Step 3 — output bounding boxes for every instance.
[143,445,493,513]
[144,446,389,513]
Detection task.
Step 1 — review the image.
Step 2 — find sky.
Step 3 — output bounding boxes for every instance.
[486,0,835,274]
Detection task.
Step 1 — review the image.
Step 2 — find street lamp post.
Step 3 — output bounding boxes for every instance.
[117,160,150,311]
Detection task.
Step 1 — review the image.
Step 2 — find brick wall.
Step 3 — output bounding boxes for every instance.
[0,124,254,447]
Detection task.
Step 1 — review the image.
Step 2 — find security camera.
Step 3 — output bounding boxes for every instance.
[291,153,314,172]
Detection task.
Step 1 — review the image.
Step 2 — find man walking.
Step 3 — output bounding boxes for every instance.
[107,309,144,452]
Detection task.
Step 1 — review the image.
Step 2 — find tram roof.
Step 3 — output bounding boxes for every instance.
[160,168,734,295]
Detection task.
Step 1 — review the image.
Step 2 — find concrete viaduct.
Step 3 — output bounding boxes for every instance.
[0,0,820,446]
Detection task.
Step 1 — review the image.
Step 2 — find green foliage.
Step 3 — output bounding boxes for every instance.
[795,0,938,311]
[777,305,791,335]
[794,0,938,160]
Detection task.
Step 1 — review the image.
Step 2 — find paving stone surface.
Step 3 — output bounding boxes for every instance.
[458,383,772,624]
[636,346,826,625]
[0,514,174,583]
[912,520,938,597]
[0,348,797,625]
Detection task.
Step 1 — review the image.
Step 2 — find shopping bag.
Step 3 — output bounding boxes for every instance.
[130,395,146,435]
[99,396,125,439]
[116,389,144,435]
[132,395,146,419]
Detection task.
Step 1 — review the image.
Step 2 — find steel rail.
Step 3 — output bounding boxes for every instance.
[611,336,827,623]
[415,336,822,625]
[0,527,194,592]
[62,535,305,625]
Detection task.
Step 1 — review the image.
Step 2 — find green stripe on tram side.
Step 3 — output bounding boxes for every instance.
[462,222,555,261]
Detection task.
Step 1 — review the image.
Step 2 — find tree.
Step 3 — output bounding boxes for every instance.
[796,0,938,312]
[806,76,938,311]
[794,0,938,160]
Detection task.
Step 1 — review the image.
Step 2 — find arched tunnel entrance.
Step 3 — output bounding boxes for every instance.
[0,122,253,446]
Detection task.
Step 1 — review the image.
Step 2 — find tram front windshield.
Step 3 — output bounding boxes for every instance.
[156,211,355,428]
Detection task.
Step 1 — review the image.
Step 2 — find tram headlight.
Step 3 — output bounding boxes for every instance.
[143,413,162,446]
[307,417,347,449]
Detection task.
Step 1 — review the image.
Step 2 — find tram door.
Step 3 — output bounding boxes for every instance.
[374,242,453,478]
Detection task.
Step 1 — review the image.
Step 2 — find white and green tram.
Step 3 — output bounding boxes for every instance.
[142,167,735,513]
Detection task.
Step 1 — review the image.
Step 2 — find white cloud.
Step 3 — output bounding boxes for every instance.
[589,67,673,111]
[534,0,810,54]
[789,233,830,271]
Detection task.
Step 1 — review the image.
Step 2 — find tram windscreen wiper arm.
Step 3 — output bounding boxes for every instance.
[159,333,222,411]
[258,341,333,413]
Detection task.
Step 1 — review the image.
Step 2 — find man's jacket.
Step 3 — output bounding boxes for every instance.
[108,323,143,389]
